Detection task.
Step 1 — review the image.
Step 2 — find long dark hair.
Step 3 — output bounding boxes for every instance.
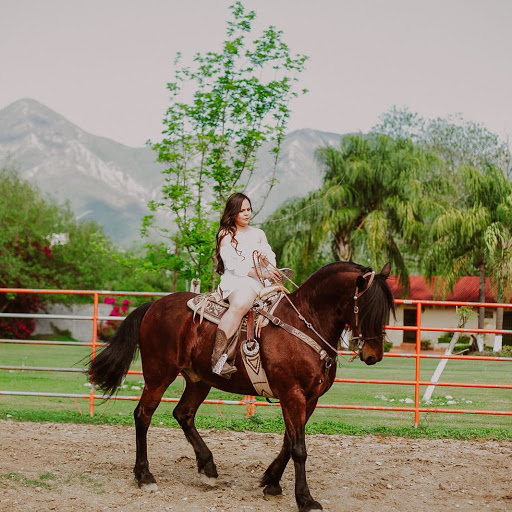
[215,193,252,274]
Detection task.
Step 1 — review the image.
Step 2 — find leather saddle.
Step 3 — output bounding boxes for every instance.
[186,284,285,335]
[187,285,287,399]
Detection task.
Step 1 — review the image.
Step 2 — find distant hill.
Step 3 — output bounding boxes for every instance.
[0,98,343,246]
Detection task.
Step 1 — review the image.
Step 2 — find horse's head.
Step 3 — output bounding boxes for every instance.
[351,262,395,365]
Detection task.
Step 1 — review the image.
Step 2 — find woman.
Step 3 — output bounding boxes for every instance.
[212,193,281,378]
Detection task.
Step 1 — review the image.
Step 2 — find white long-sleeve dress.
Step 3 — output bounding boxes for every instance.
[218,227,276,299]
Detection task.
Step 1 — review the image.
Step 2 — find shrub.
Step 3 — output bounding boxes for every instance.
[97,297,131,342]
[475,346,512,357]
[0,293,46,339]
[437,334,471,344]
[453,344,471,353]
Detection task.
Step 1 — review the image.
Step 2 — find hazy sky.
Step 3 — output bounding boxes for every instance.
[1,0,511,147]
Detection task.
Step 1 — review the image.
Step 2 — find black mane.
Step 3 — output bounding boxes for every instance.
[295,261,395,336]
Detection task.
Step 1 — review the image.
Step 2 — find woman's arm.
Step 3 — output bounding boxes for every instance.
[250,229,280,280]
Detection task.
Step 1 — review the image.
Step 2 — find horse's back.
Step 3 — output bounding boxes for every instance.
[139,292,216,370]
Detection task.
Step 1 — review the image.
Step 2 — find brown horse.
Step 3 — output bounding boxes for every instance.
[88,261,395,512]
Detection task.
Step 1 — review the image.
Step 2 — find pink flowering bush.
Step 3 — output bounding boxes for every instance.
[0,293,45,339]
[97,297,131,342]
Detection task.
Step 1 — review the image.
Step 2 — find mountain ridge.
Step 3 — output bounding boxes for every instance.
[0,98,343,246]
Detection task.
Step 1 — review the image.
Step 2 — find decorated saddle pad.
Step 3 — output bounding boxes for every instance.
[187,286,284,329]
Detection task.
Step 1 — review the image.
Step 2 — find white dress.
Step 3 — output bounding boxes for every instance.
[218,227,277,299]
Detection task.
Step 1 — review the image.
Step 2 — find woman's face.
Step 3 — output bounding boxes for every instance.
[235,198,252,229]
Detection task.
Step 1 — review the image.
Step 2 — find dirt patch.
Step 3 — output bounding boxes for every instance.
[1,420,511,512]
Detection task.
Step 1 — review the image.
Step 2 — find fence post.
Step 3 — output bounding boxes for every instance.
[414,302,422,427]
[245,395,255,417]
[89,292,99,416]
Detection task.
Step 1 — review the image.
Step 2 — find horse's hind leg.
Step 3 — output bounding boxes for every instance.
[133,378,174,490]
[173,377,217,481]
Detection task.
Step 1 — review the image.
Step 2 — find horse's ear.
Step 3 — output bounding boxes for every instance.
[380,262,391,278]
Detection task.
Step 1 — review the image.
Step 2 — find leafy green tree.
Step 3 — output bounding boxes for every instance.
[373,107,510,174]
[143,1,307,289]
[265,134,446,291]
[375,107,512,347]
[0,168,171,337]
[424,165,512,349]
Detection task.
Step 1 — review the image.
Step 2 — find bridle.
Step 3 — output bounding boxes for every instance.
[258,263,384,366]
[349,270,385,361]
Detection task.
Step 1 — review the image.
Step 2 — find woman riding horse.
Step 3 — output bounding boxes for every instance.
[212,192,281,377]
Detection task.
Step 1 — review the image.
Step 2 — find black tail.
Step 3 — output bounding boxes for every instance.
[88,301,153,396]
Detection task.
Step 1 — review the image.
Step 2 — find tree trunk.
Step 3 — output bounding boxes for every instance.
[476,263,485,351]
[334,232,352,261]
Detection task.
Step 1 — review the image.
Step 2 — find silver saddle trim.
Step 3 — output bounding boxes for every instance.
[186,286,284,327]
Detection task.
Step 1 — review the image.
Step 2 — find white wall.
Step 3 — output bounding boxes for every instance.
[387,305,496,347]
[33,303,122,342]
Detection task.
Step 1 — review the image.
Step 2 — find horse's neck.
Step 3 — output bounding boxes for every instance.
[290,283,349,342]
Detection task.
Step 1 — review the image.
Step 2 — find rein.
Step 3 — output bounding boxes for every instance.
[254,308,334,368]
[255,263,382,367]
[256,257,383,365]
[264,265,382,368]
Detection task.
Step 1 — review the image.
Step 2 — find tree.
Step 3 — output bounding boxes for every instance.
[0,167,171,337]
[265,134,446,292]
[375,107,512,349]
[424,165,512,350]
[143,1,307,289]
[373,107,510,173]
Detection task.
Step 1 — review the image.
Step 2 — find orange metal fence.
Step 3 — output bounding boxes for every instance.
[1,288,511,427]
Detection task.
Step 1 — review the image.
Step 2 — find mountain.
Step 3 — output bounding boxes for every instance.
[0,98,343,246]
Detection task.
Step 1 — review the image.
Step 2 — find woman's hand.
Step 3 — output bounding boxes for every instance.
[255,251,270,267]
[263,267,281,282]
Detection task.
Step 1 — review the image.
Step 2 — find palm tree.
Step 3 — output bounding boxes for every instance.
[265,134,446,292]
[424,165,512,349]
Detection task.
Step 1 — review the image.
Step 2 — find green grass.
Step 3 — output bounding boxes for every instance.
[1,342,511,439]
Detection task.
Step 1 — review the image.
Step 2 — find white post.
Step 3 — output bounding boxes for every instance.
[423,331,460,403]
[493,335,503,352]
[423,304,474,403]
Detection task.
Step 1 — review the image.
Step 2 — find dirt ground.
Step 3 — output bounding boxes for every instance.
[0,420,511,512]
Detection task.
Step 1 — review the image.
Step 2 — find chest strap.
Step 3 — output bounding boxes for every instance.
[254,308,332,363]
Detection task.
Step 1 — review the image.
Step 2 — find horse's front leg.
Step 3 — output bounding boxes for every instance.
[261,398,318,503]
[281,397,322,512]
[260,432,291,496]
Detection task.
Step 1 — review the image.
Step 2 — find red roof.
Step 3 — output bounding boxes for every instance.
[388,275,498,303]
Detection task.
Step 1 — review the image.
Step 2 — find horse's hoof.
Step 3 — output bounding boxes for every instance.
[299,501,323,512]
[199,473,218,487]
[141,482,158,492]
[263,483,283,496]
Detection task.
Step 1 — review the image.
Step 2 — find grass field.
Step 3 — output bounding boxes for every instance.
[1,339,511,439]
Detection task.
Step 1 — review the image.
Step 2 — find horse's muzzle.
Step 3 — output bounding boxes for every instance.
[359,350,383,365]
